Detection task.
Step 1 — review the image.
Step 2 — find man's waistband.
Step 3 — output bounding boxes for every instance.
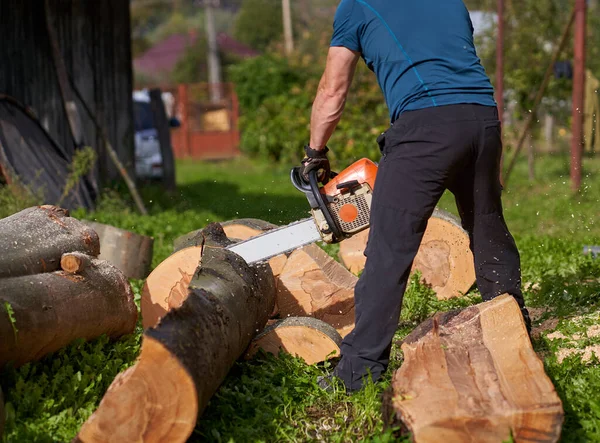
[392,103,499,127]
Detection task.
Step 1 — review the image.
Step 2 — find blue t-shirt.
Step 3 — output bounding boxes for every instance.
[331,0,497,122]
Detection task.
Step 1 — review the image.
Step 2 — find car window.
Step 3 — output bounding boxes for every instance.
[133,102,155,131]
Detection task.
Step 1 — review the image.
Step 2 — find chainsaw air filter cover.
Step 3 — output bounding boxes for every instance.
[329,184,372,235]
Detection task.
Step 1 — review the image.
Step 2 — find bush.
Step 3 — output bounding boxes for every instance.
[231,35,391,167]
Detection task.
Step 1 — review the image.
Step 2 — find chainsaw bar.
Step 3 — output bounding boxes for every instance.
[225,218,322,264]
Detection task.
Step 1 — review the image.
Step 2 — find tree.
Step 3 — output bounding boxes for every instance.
[233,0,283,51]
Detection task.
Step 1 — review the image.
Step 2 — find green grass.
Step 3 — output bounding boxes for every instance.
[2,153,600,442]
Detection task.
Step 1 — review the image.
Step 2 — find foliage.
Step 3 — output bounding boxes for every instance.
[233,0,283,51]
[232,30,389,166]
[58,146,97,207]
[172,36,241,85]
[0,179,44,220]
[228,54,308,111]
[2,156,600,442]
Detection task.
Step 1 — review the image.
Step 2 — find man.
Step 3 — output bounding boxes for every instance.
[301,0,531,393]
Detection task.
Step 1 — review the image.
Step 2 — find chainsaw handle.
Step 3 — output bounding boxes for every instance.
[308,169,343,242]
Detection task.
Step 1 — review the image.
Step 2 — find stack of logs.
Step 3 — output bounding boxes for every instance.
[0,207,563,442]
[0,206,137,369]
[77,211,515,442]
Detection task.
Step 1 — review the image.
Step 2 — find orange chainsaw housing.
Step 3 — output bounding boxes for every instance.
[321,158,378,197]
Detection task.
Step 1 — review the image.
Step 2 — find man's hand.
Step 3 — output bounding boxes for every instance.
[302,145,331,184]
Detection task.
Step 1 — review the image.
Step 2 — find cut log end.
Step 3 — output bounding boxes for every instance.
[141,246,202,329]
[386,294,564,443]
[60,252,93,274]
[276,244,357,338]
[245,317,342,365]
[338,209,475,300]
[76,337,197,443]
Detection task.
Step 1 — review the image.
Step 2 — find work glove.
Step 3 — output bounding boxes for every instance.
[301,145,331,184]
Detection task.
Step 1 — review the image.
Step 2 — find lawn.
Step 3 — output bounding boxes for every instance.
[2,152,600,442]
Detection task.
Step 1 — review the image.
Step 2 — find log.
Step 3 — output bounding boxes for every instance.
[77,223,276,443]
[245,317,342,365]
[141,246,202,329]
[173,218,279,252]
[60,252,94,274]
[276,243,358,338]
[0,259,137,368]
[384,294,563,443]
[338,208,475,300]
[0,206,100,278]
[142,218,287,329]
[84,221,153,279]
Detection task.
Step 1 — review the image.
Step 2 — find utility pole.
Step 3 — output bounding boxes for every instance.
[571,0,587,192]
[496,0,504,127]
[203,0,222,102]
[496,0,505,184]
[282,0,294,55]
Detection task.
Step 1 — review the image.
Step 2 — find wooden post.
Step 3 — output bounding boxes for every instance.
[282,0,294,55]
[205,0,223,103]
[496,0,505,126]
[149,89,176,192]
[571,0,587,192]
[178,84,191,157]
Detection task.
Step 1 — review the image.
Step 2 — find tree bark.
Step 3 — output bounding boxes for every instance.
[61,252,94,274]
[0,259,137,368]
[84,221,153,279]
[383,294,564,443]
[173,218,279,252]
[77,223,277,443]
[0,206,100,278]
[142,218,286,329]
[338,208,475,300]
[276,243,358,338]
[245,317,342,365]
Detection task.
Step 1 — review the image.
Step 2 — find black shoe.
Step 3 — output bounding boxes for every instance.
[317,373,350,393]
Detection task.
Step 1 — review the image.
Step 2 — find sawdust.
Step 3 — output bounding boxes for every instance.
[557,346,600,364]
[531,317,560,338]
[527,307,549,322]
[587,324,600,338]
[546,331,569,341]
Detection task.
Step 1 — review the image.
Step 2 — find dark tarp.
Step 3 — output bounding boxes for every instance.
[0,96,96,210]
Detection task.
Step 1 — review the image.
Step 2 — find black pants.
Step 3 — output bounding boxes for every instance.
[334,104,529,392]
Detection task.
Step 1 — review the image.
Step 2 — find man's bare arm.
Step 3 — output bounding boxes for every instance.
[309,46,360,150]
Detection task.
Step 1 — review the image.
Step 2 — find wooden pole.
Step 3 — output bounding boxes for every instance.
[204,0,223,103]
[571,0,587,192]
[503,8,576,187]
[282,0,294,55]
[496,0,505,126]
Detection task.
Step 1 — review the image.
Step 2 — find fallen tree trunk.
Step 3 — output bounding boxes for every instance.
[0,259,137,368]
[338,208,475,300]
[84,221,153,279]
[77,223,277,443]
[0,206,100,278]
[245,317,342,365]
[142,219,286,329]
[384,294,563,443]
[276,244,357,338]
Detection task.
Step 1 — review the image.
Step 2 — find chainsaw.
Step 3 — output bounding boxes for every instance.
[227,158,378,264]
